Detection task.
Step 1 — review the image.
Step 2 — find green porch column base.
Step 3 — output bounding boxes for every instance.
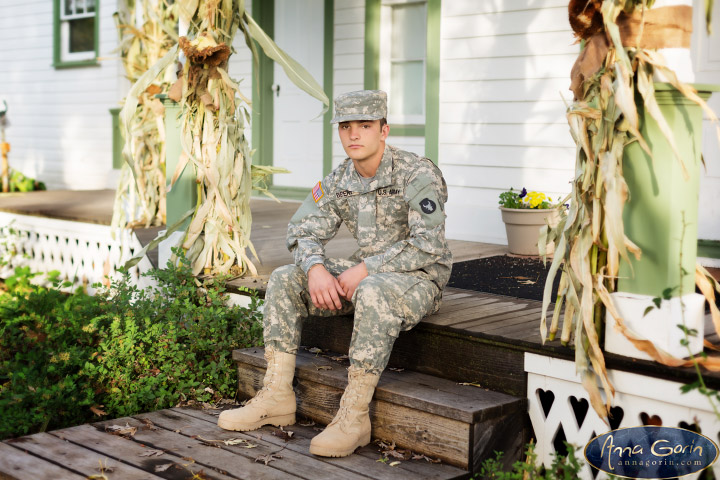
[160,95,196,229]
[618,83,719,298]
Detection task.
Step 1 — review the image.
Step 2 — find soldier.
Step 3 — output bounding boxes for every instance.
[218,90,452,458]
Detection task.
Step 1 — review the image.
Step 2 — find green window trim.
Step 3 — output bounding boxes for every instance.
[53,0,100,69]
[698,239,720,260]
[363,0,440,163]
[323,0,335,176]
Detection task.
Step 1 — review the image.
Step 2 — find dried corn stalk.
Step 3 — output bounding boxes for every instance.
[120,0,328,277]
[111,0,178,234]
[541,0,720,421]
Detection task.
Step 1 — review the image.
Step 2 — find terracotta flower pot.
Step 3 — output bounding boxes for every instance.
[500,207,560,256]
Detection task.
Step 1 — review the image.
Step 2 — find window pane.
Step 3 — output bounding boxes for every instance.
[64,0,75,16]
[391,4,426,60]
[86,0,96,13]
[69,17,94,53]
[390,61,424,116]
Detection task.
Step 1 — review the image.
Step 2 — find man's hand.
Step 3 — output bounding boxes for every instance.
[337,262,369,301]
[308,264,346,310]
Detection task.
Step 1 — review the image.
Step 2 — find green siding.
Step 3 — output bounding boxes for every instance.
[323,0,335,176]
[251,0,275,170]
[109,107,122,169]
[363,0,381,91]
[425,0,441,163]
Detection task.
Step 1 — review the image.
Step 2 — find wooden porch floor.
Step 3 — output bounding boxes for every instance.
[0,407,467,480]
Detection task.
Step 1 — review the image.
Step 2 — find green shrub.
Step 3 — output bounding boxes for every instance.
[476,442,584,480]
[0,252,263,439]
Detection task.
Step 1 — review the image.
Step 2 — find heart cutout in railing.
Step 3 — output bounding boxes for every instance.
[553,424,568,456]
[678,421,701,433]
[569,396,589,429]
[608,406,624,430]
[640,412,663,426]
[537,388,555,419]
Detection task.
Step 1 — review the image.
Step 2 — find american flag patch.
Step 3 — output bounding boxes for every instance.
[312,181,324,203]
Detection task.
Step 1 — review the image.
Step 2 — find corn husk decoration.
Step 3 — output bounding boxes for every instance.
[111,0,178,234]
[120,0,328,277]
[541,0,720,422]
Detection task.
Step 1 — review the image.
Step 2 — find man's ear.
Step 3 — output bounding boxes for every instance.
[381,123,390,140]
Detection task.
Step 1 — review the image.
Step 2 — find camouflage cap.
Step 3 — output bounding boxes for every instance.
[330,90,387,124]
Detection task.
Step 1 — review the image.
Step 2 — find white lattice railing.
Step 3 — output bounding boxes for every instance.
[0,212,155,292]
[526,352,720,479]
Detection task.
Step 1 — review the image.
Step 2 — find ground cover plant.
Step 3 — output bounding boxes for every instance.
[0,251,263,440]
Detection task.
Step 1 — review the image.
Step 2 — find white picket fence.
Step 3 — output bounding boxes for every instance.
[526,352,720,479]
[0,212,155,293]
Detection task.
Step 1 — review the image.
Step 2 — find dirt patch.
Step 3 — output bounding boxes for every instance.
[447,255,561,302]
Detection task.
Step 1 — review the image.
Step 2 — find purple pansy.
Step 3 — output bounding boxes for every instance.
[519,188,527,198]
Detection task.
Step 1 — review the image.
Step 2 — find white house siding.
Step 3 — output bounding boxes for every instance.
[0,0,123,190]
[332,0,366,170]
[228,1,254,146]
[692,0,720,245]
[438,0,576,244]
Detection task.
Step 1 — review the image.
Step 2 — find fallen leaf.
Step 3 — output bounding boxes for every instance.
[223,438,257,448]
[272,427,294,441]
[308,347,322,354]
[139,449,164,457]
[328,354,349,362]
[389,461,401,467]
[154,463,173,472]
[140,418,158,430]
[385,449,406,459]
[315,365,332,371]
[518,280,536,285]
[90,405,107,416]
[458,382,484,388]
[388,367,404,372]
[412,454,442,463]
[106,423,137,437]
[255,453,282,465]
[298,419,315,427]
[204,386,215,394]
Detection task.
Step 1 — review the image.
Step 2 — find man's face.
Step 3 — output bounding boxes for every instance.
[338,120,389,165]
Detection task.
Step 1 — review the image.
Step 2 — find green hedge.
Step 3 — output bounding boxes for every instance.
[0,254,263,439]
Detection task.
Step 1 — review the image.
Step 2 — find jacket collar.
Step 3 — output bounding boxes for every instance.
[338,145,394,193]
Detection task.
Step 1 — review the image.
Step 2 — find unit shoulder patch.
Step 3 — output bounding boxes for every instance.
[419,198,437,214]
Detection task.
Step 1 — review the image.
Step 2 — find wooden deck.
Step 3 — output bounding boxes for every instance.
[0,407,468,480]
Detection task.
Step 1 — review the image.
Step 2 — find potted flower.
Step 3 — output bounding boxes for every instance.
[498,188,561,256]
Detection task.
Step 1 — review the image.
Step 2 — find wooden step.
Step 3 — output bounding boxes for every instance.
[233,347,529,473]
[1,408,468,480]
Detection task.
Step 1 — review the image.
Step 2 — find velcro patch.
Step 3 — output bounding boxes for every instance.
[312,181,324,203]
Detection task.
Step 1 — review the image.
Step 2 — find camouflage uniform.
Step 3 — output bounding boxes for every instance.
[263,92,452,375]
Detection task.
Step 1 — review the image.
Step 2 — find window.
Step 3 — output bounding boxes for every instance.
[379,0,427,126]
[54,0,98,67]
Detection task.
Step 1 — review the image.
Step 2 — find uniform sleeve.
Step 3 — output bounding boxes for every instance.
[363,168,449,275]
[286,181,343,275]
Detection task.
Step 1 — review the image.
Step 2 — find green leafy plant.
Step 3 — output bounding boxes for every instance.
[499,188,556,210]
[476,442,584,480]
[0,249,263,439]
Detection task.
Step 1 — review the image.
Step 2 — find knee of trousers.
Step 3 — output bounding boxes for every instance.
[353,277,400,333]
[267,264,305,292]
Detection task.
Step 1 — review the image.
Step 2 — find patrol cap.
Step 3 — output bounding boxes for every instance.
[330,90,387,124]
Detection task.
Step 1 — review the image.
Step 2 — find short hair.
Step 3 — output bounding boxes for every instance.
[380,118,387,128]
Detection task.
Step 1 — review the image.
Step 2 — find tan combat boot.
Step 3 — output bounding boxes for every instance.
[309,366,380,457]
[217,346,296,431]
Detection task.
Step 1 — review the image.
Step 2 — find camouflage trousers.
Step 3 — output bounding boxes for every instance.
[263,258,440,374]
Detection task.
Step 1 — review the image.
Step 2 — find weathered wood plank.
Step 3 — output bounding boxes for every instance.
[236,362,472,468]
[52,424,235,480]
[5,430,164,480]
[428,302,532,327]
[172,409,466,479]
[455,307,544,331]
[0,441,87,480]
[92,414,294,480]
[148,409,375,480]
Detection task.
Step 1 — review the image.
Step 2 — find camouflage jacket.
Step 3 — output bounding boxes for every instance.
[287,145,452,290]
